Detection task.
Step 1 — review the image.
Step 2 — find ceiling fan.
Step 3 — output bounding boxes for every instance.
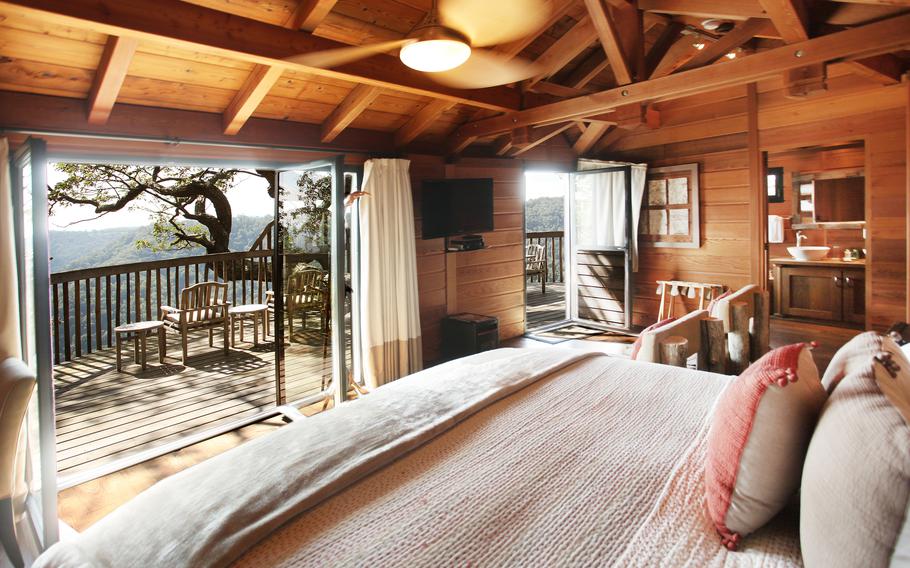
[284,0,552,89]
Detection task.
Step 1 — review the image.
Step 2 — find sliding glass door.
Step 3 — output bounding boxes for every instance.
[10,138,58,549]
[274,156,349,407]
[567,166,634,331]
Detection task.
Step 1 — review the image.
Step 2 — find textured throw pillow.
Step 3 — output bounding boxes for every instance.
[630,318,675,360]
[801,332,910,568]
[705,343,826,550]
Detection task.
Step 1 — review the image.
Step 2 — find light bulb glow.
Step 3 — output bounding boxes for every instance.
[400,39,471,72]
[725,51,737,59]
[693,42,705,50]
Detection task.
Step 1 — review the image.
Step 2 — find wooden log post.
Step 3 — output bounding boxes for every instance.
[659,335,689,368]
[750,290,770,361]
[699,316,727,374]
[728,301,751,374]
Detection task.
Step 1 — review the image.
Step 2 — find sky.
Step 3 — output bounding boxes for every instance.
[47,165,277,231]
[525,171,568,201]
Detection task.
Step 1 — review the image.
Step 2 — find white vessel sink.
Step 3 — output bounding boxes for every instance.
[787,246,830,261]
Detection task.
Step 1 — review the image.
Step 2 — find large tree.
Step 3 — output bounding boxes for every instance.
[49,164,268,254]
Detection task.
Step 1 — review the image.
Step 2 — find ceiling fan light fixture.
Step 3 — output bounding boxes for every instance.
[400,38,471,72]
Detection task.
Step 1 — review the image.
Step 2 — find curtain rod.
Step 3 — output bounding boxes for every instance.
[0,127,379,157]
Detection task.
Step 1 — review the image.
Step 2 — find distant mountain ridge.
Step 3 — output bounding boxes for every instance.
[49,215,273,273]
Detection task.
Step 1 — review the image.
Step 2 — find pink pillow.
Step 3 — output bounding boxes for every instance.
[705,343,826,550]
[630,318,675,360]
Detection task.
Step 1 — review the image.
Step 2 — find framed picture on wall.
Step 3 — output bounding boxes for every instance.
[640,163,700,249]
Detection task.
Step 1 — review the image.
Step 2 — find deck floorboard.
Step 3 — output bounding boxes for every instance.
[54,316,346,478]
[525,280,566,331]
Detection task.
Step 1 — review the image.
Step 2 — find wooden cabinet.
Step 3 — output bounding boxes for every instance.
[774,262,865,327]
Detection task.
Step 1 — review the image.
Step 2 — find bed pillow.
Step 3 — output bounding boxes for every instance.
[801,332,910,568]
[705,342,825,550]
[630,318,675,361]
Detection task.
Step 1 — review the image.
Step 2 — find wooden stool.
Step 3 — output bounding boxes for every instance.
[115,321,165,371]
[659,335,689,367]
[229,304,268,347]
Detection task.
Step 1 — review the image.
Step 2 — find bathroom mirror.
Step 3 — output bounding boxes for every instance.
[791,170,865,228]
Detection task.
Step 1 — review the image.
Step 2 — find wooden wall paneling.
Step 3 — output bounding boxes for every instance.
[747,82,767,288]
[907,74,909,322]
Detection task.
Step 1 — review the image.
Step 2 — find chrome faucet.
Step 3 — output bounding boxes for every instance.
[795,231,807,246]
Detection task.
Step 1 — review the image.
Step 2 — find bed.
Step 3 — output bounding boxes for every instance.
[36,349,801,567]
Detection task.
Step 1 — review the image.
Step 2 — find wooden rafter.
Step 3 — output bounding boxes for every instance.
[758,0,809,43]
[572,121,610,154]
[526,15,599,87]
[289,0,339,32]
[0,0,525,112]
[86,35,138,125]
[592,125,627,154]
[638,0,768,20]
[676,18,771,73]
[493,0,579,58]
[584,0,633,84]
[511,123,575,156]
[649,35,699,78]
[644,21,684,77]
[321,84,380,143]
[394,99,456,147]
[565,51,611,89]
[223,65,285,135]
[452,13,910,138]
[848,54,903,85]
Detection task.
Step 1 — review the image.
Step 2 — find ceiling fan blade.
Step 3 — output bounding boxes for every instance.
[438,0,551,47]
[428,49,542,89]
[284,39,414,69]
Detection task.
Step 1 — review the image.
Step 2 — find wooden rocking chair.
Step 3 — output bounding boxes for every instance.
[160,281,230,364]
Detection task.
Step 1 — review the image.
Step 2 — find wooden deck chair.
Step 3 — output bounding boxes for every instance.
[266,268,326,342]
[525,243,548,294]
[160,281,230,364]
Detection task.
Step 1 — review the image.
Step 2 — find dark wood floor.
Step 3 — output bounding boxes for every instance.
[769,317,861,375]
[54,314,347,479]
[526,279,566,331]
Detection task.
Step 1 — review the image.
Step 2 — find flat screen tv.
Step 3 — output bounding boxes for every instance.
[421,178,494,239]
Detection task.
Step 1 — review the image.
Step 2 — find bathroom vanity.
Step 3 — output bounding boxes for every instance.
[771,258,865,327]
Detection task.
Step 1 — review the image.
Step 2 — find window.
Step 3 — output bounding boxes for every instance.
[767,167,784,203]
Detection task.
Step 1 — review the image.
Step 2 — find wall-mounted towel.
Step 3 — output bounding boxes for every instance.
[768,215,785,243]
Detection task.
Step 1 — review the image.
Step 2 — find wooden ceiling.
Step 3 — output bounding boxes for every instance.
[0,0,908,157]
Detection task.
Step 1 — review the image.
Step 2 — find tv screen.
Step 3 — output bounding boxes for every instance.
[421,178,494,239]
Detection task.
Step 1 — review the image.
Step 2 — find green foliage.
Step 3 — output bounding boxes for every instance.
[525,196,564,232]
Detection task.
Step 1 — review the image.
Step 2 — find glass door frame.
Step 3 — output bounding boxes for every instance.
[10,137,59,551]
[273,155,350,407]
[565,164,635,333]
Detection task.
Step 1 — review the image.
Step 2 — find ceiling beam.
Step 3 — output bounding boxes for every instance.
[644,21,684,77]
[565,50,611,89]
[223,65,285,135]
[493,0,580,59]
[592,125,627,153]
[511,123,575,156]
[584,0,633,84]
[321,84,381,143]
[572,121,610,154]
[676,18,771,73]
[394,99,456,147]
[526,14,599,87]
[452,13,910,139]
[86,35,138,125]
[649,35,699,78]
[757,0,809,43]
[638,0,768,20]
[848,54,904,85]
[0,0,525,112]
[289,0,339,32]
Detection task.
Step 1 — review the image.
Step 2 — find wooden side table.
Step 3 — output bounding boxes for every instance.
[115,321,166,371]
[229,304,268,347]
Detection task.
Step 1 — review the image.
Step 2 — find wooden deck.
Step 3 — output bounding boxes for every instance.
[526,280,566,331]
[53,314,345,479]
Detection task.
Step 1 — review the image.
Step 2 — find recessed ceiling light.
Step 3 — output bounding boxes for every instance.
[693,42,706,50]
[725,51,737,60]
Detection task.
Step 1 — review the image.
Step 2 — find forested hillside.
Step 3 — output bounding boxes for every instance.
[525,196,563,232]
[49,215,273,272]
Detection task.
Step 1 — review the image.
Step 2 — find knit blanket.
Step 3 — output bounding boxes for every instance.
[37,349,802,567]
[35,348,605,568]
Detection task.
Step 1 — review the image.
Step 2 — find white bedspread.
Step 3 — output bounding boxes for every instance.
[37,349,802,567]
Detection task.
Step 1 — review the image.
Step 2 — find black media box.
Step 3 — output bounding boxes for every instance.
[441,313,499,360]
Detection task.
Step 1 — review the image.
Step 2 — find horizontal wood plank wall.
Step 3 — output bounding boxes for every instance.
[608,78,907,331]
[408,155,527,363]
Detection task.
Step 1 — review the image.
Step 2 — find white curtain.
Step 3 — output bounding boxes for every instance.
[0,138,21,360]
[579,161,647,271]
[356,159,422,389]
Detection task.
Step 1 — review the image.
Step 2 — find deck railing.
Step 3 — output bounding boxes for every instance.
[526,230,565,283]
[50,251,275,364]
